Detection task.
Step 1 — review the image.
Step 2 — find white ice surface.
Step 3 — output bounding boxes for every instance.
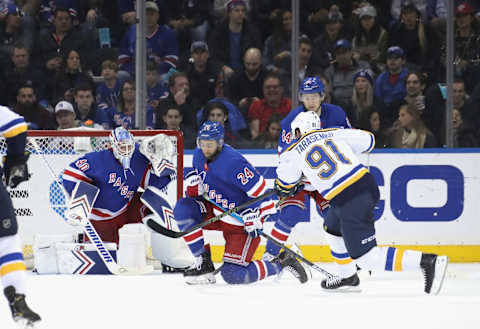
[1,263,479,329]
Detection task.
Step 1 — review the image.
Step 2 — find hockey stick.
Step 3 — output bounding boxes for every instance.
[29,139,133,275]
[202,196,337,280]
[145,189,278,238]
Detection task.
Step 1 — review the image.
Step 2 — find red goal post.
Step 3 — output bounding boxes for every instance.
[1,129,184,266]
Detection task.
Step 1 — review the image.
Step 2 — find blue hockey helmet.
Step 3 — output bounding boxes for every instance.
[109,127,135,173]
[299,76,325,96]
[197,120,225,144]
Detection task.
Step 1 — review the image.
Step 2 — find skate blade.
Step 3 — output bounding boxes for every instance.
[430,256,449,295]
[321,286,362,293]
[15,318,41,329]
[185,273,216,285]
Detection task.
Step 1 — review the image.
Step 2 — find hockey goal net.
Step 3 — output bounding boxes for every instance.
[0,130,183,268]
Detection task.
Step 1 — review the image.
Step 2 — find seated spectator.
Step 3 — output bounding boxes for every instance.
[50,49,95,104]
[318,74,333,104]
[342,68,375,128]
[200,101,252,148]
[374,46,408,128]
[13,85,56,130]
[156,71,199,131]
[439,2,480,92]
[248,72,292,140]
[118,2,178,79]
[0,4,35,69]
[352,4,388,74]
[34,7,92,74]
[2,43,46,107]
[254,114,282,149]
[388,2,439,76]
[226,47,266,117]
[159,106,196,149]
[451,108,479,147]
[146,61,168,110]
[311,10,349,70]
[390,102,437,148]
[324,39,370,106]
[196,97,248,136]
[177,41,224,110]
[73,82,110,129]
[358,109,389,148]
[96,59,123,110]
[208,0,261,76]
[262,9,292,71]
[55,100,81,130]
[108,80,155,129]
[37,1,81,31]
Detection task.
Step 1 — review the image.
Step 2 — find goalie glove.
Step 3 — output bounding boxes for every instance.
[185,169,204,198]
[140,134,176,177]
[274,178,304,198]
[242,209,263,238]
[3,152,30,188]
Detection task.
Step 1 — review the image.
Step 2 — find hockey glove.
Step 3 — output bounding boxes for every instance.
[242,209,263,238]
[3,152,30,188]
[185,169,205,198]
[274,178,304,198]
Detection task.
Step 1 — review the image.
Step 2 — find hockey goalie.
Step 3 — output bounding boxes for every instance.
[34,127,193,275]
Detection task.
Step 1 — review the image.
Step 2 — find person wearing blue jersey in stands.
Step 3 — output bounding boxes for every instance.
[172,120,308,285]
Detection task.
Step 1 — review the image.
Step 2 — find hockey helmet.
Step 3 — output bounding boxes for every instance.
[109,127,135,171]
[291,111,321,138]
[197,120,225,145]
[299,76,325,96]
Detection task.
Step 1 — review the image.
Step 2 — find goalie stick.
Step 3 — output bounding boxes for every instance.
[202,195,337,280]
[29,138,143,275]
[145,189,278,238]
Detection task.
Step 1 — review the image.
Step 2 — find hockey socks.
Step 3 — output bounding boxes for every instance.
[220,261,281,284]
[355,246,422,272]
[0,235,27,295]
[324,231,357,278]
[182,228,206,257]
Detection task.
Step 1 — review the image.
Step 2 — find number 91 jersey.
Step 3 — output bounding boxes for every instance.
[277,128,375,201]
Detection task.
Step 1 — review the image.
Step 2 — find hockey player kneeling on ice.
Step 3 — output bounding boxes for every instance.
[173,121,308,285]
[0,106,41,327]
[51,126,191,273]
[275,111,449,294]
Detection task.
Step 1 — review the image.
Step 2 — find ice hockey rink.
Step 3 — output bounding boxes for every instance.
[1,263,479,329]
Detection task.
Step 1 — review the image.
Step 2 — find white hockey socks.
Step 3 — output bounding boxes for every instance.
[324,231,357,278]
[0,234,27,294]
[355,246,422,272]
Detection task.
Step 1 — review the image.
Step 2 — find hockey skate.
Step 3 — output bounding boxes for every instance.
[184,249,216,285]
[321,273,361,292]
[4,286,41,328]
[420,253,448,295]
[277,251,309,283]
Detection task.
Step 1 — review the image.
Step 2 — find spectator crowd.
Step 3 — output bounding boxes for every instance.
[3,0,480,149]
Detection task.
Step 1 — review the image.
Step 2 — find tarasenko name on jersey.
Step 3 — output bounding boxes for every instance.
[293,130,334,154]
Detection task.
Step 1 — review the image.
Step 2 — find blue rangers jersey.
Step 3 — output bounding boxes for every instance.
[118,24,178,76]
[193,144,275,226]
[62,144,171,221]
[96,80,124,110]
[278,103,351,153]
[277,128,375,201]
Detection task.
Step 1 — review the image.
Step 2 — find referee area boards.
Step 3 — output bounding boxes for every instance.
[16,148,480,264]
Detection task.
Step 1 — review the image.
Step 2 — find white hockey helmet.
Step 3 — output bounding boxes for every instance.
[109,127,135,171]
[291,111,321,138]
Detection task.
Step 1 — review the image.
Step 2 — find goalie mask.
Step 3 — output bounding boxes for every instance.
[291,111,321,139]
[110,127,135,174]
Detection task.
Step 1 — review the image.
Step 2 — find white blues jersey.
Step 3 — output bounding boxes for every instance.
[0,105,27,139]
[276,128,375,201]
